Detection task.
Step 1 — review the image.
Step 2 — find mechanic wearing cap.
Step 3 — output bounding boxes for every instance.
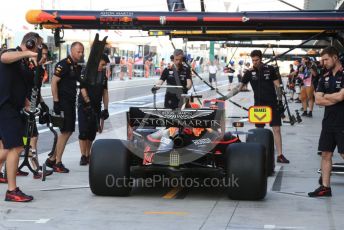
[308,46,344,197]
[0,32,43,202]
[239,49,290,164]
[78,54,109,166]
[152,49,192,109]
[46,41,84,173]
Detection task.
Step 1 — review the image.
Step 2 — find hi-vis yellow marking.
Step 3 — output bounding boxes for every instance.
[23,137,28,145]
[163,187,182,199]
[144,211,189,216]
[249,106,272,124]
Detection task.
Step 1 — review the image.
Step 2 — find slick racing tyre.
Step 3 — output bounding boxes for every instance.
[89,139,132,196]
[247,128,275,176]
[226,143,267,200]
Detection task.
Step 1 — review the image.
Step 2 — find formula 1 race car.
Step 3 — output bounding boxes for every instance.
[89,91,275,201]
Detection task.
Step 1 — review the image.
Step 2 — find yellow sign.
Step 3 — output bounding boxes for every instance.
[248,106,272,124]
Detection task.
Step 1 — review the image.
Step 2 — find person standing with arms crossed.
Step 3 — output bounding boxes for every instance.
[46,42,84,173]
[308,46,344,197]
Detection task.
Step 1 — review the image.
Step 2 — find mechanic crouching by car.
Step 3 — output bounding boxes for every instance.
[78,54,109,166]
[152,49,192,109]
[0,32,44,202]
[46,41,84,173]
[238,50,290,164]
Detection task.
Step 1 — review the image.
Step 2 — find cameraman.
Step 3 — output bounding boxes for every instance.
[78,54,109,165]
[152,49,192,109]
[239,50,289,164]
[0,32,43,202]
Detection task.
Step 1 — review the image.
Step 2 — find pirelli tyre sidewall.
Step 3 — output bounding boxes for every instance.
[246,128,275,176]
[89,139,132,196]
[226,143,267,200]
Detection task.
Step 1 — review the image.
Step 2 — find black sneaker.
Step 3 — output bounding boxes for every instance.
[306,111,312,117]
[16,170,29,176]
[277,154,290,164]
[301,111,308,116]
[308,185,332,197]
[0,172,8,184]
[80,155,88,166]
[53,162,69,173]
[5,187,33,202]
[45,158,56,168]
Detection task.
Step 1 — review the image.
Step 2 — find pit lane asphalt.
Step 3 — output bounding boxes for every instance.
[0,74,344,230]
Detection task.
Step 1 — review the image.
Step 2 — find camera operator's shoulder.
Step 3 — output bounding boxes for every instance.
[0,48,19,62]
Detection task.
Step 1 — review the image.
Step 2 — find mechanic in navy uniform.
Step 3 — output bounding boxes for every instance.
[78,54,109,166]
[238,50,290,164]
[308,46,344,197]
[0,32,43,202]
[46,42,84,173]
[152,49,192,109]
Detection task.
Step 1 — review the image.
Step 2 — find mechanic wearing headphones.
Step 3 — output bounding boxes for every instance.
[152,49,192,109]
[45,42,84,173]
[0,32,43,202]
[238,50,290,164]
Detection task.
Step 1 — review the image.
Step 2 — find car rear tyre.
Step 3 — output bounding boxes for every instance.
[89,139,131,196]
[247,128,275,176]
[226,143,267,200]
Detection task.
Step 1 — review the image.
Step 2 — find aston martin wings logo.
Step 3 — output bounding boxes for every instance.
[139,109,214,119]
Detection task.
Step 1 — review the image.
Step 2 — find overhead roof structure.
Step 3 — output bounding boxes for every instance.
[25,9,344,53]
[26,10,344,31]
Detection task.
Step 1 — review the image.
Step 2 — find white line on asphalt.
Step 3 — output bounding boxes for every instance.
[7,219,50,224]
[264,225,305,229]
[42,83,156,99]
